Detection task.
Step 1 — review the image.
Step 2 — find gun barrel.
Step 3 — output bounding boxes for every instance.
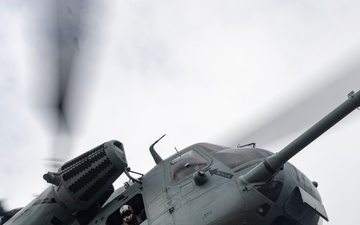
[242,90,360,184]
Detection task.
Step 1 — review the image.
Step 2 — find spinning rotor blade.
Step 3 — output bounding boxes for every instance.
[222,57,360,148]
[56,0,82,131]
[37,0,84,169]
[52,0,82,166]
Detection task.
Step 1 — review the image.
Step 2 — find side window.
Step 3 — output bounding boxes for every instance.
[107,194,147,225]
[170,150,208,183]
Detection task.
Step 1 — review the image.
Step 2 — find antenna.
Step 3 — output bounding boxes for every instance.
[150,134,166,164]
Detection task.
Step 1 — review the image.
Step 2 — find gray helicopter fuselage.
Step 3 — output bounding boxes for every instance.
[4,90,360,225]
[89,143,325,225]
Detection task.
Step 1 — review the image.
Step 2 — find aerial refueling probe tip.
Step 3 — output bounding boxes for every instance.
[348,90,360,109]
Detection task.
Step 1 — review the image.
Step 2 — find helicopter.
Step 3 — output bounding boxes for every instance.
[0,0,360,225]
[1,90,359,225]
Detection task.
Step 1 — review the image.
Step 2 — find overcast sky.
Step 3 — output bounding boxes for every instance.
[1,1,360,224]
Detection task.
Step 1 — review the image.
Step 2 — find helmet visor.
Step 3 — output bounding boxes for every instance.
[121,210,132,217]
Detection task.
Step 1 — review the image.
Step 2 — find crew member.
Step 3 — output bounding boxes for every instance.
[119,205,143,225]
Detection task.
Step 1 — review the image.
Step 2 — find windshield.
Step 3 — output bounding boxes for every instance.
[170,150,208,183]
[213,147,272,169]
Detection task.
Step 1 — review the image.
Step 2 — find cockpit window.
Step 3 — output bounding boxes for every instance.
[170,150,208,183]
[213,147,272,169]
[197,143,227,153]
